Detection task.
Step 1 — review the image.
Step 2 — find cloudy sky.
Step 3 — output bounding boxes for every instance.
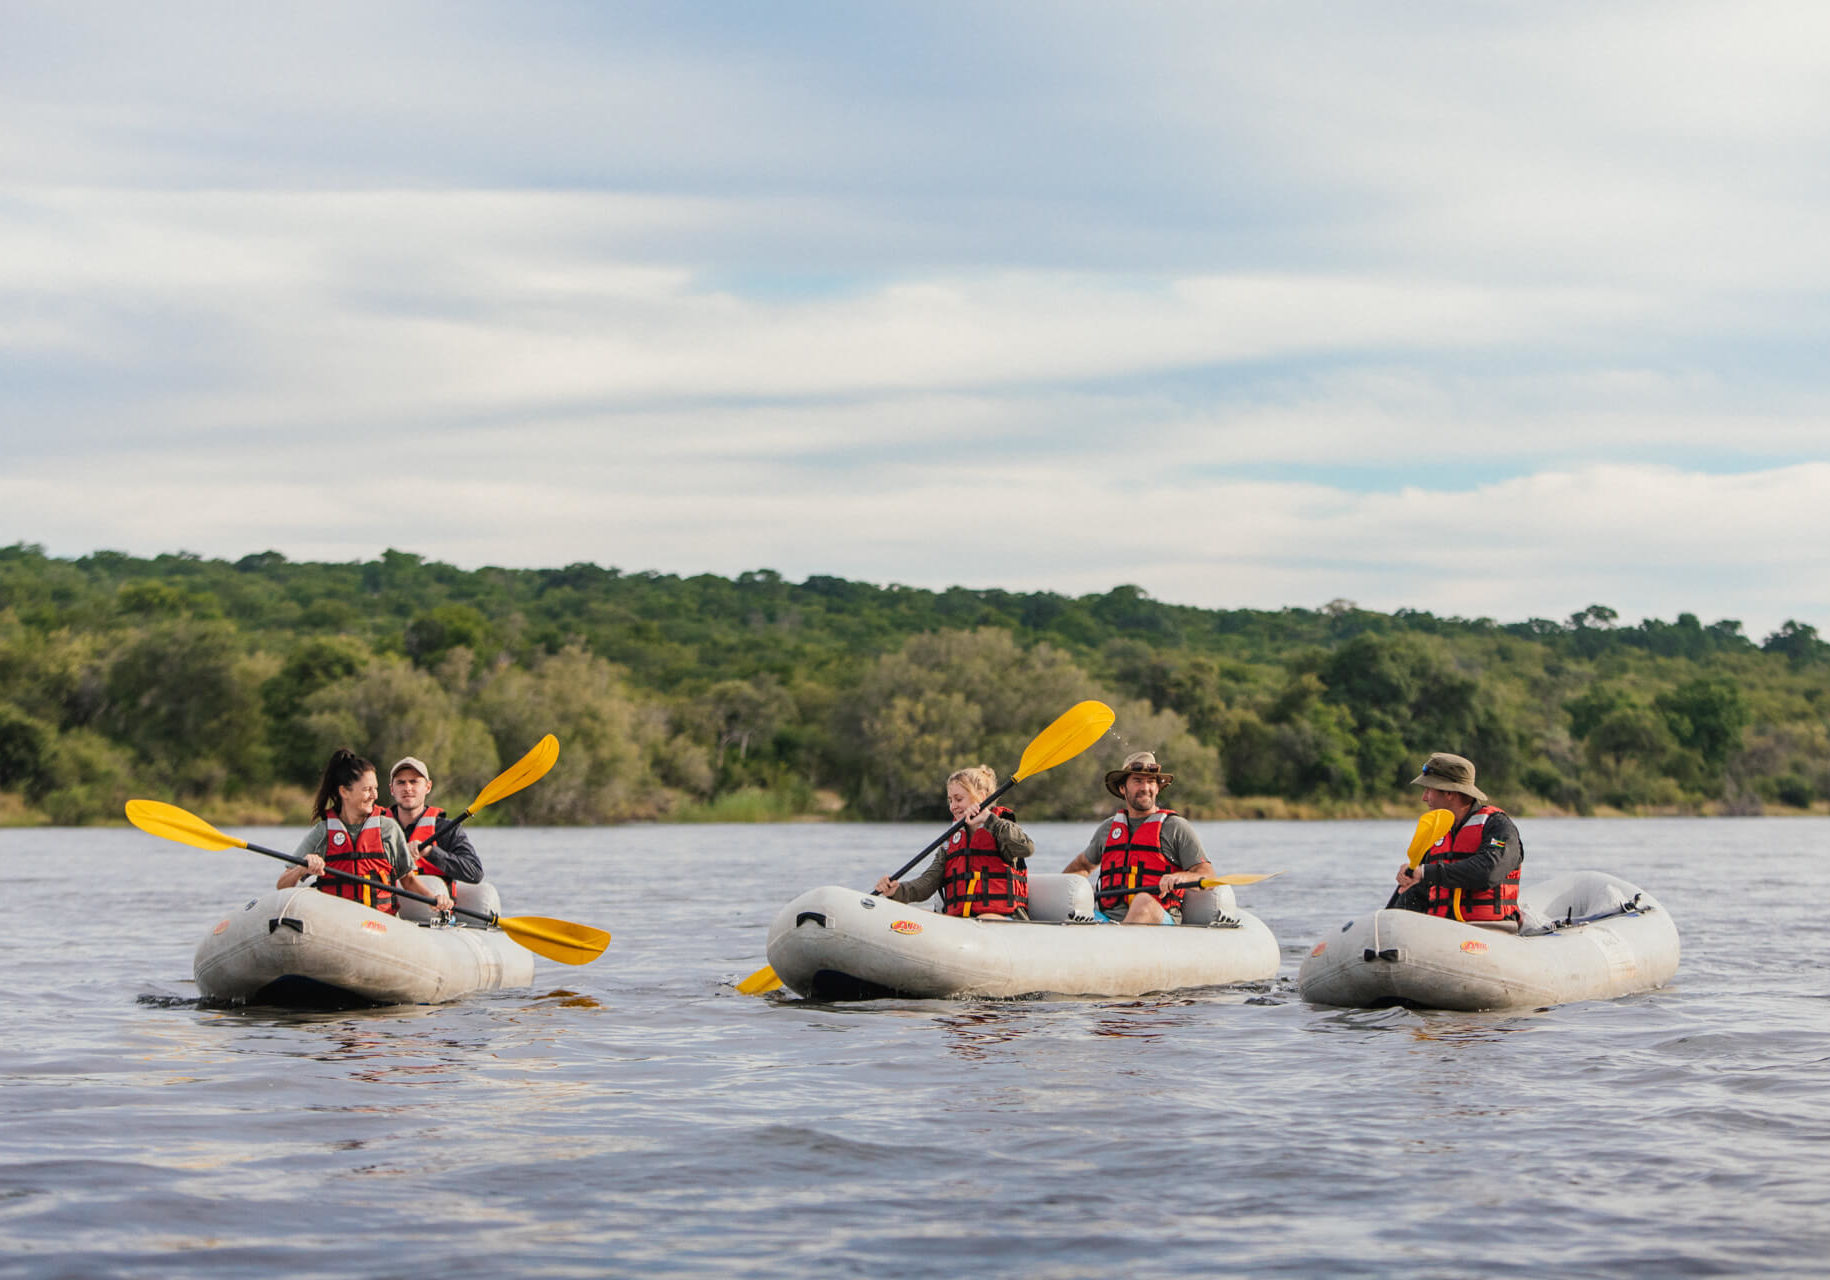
[4,2,1828,636]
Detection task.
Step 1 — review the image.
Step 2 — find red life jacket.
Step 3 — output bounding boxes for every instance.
[397,805,445,877]
[938,806,1027,918]
[1097,808,1185,914]
[316,810,396,914]
[1422,804,1519,923]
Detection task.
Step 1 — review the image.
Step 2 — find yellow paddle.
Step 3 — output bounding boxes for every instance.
[736,699,1118,995]
[1408,808,1456,867]
[125,797,610,966]
[424,733,560,845]
[1094,871,1283,902]
[1380,807,1458,912]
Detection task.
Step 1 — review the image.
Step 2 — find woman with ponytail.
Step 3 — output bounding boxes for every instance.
[277,748,454,916]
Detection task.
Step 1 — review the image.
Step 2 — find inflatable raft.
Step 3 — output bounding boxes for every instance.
[194,880,534,1007]
[763,874,1280,1000]
[1298,871,1679,1011]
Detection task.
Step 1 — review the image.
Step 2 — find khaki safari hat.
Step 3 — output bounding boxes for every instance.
[1105,750,1174,800]
[1409,752,1486,804]
[390,756,432,788]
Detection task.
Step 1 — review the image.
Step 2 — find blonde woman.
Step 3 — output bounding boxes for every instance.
[874,764,1035,919]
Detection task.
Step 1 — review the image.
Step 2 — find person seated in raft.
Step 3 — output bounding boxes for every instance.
[874,764,1036,919]
[1390,752,1523,932]
[278,748,454,917]
[386,755,483,889]
[1060,751,1214,925]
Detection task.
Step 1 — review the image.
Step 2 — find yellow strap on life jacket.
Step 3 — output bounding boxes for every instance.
[1451,888,1464,922]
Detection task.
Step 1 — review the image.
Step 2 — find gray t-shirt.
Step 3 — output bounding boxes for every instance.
[293,815,414,879]
[1080,810,1208,871]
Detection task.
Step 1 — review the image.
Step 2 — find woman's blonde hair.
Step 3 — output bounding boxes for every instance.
[946,764,997,800]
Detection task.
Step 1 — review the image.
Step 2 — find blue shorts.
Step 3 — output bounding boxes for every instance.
[1092,907,1178,925]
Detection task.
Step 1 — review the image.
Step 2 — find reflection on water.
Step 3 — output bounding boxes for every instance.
[539,987,604,1009]
[936,1005,1035,1060]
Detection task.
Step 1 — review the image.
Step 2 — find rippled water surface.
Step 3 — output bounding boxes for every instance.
[4,817,1829,1277]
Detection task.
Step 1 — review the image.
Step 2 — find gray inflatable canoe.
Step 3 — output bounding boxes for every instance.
[763,874,1280,1000]
[194,881,534,1007]
[1297,871,1679,1011]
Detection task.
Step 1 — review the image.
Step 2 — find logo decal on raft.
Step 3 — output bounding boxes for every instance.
[1459,939,1489,954]
[889,920,922,935]
[361,920,388,934]
[213,920,230,935]
[1310,941,1326,957]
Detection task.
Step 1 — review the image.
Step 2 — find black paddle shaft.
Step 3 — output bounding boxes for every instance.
[249,839,497,927]
[878,777,1019,888]
[423,808,476,848]
[1094,881,1191,902]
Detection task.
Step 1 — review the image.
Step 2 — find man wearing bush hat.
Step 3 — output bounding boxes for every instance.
[1060,750,1215,925]
[1391,752,1523,929]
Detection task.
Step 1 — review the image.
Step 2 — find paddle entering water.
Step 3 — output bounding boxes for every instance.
[125,798,609,966]
[735,699,1117,995]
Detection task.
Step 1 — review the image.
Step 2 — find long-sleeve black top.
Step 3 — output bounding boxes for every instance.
[389,806,485,884]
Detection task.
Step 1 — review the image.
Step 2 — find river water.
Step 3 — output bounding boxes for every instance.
[2,817,1827,1278]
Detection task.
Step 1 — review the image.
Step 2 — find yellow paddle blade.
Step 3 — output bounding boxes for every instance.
[1407,808,1456,868]
[1012,700,1116,782]
[497,914,609,966]
[736,964,783,996]
[468,733,560,813]
[125,799,249,853]
[1195,872,1284,888]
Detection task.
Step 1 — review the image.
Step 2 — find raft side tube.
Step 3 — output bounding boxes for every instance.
[1297,871,1679,1011]
[764,884,1279,1001]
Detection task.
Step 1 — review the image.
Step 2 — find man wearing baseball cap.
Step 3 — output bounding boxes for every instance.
[1059,750,1215,925]
[387,756,484,888]
[1391,752,1524,929]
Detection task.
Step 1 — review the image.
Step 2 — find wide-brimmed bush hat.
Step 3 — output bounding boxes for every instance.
[1105,750,1174,799]
[1409,752,1486,803]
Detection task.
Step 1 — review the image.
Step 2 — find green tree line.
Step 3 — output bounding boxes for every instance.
[0,543,1824,826]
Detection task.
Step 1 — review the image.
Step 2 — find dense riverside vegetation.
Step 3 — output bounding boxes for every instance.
[0,542,1825,826]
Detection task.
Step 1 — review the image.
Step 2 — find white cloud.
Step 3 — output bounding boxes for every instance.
[3,4,1829,640]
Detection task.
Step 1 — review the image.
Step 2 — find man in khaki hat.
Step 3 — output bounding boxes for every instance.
[1391,752,1523,929]
[1060,750,1215,925]
[387,756,484,888]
